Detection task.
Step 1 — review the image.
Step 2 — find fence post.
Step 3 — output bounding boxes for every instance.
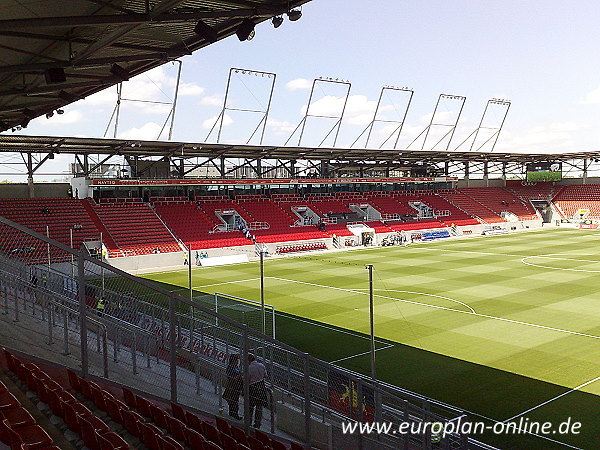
[102,329,109,378]
[169,293,177,403]
[47,304,53,345]
[62,309,69,355]
[78,255,89,378]
[242,328,250,431]
[303,354,311,448]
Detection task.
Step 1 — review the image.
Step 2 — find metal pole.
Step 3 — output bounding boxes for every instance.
[78,255,89,378]
[365,264,376,380]
[188,245,192,303]
[169,293,178,403]
[70,229,74,277]
[46,226,51,270]
[168,60,183,140]
[260,250,266,337]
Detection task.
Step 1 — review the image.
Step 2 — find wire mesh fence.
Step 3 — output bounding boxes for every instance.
[0,214,490,449]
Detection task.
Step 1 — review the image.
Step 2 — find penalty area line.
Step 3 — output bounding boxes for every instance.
[329,343,395,364]
[503,375,600,423]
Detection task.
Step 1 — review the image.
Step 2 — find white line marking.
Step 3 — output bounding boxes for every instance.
[193,278,261,289]
[275,312,389,344]
[504,375,600,422]
[353,288,476,313]
[270,277,600,340]
[171,278,261,292]
[329,344,395,364]
[521,255,600,273]
[417,247,526,258]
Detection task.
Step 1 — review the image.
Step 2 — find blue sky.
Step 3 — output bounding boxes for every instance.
[6,0,600,179]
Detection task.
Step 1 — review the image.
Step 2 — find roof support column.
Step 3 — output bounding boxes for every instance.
[464,161,470,187]
[27,153,34,198]
[320,160,329,178]
[502,162,507,183]
[583,158,588,184]
[483,161,489,186]
[444,161,449,176]
[220,157,226,177]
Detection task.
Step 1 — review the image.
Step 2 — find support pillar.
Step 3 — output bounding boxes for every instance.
[483,161,489,186]
[464,161,470,187]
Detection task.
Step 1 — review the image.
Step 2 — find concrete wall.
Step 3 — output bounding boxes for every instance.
[0,182,70,198]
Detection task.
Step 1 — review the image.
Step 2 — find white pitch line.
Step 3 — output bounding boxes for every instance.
[329,344,395,364]
[503,375,600,423]
[353,288,475,314]
[269,277,600,340]
[192,278,261,289]
[275,312,389,344]
[521,255,600,273]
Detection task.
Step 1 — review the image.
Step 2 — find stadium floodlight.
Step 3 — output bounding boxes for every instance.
[287,9,302,21]
[110,63,130,81]
[56,109,64,115]
[194,20,218,43]
[45,112,54,119]
[271,16,283,28]
[236,19,255,41]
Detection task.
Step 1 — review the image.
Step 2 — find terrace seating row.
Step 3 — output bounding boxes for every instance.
[92,202,180,255]
[154,202,252,250]
[459,188,537,220]
[2,348,129,450]
[438,191,504,223]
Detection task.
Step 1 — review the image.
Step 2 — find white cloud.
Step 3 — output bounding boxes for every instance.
[581,86,600,105]
[300,94,378,126]
[266,118,296,136]
[200,93,224,106]
[286,78,312,91]
[40,110,84,125]
[117,122,163,140]
[85,88,117,106]
[202,114,232,130]
[495,121,587,153]
[179,83,204,97]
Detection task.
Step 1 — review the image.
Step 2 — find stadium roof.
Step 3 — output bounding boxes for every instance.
[0,0,310,133]
[1,134,599,164]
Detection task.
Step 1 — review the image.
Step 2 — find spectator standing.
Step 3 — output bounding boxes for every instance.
[223,354,243,420]
[247,354,267,428]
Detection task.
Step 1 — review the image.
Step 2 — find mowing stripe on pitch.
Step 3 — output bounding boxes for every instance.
[270,277,600,340]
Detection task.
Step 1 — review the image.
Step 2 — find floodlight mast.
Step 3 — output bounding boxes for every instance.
[285,77,352,147]
[351,86,414,149]
[453,99,511,152]
[208,67,276,145]
[408,94,466,151]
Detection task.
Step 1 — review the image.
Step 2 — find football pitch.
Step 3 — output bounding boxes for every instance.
[143,228,599,448]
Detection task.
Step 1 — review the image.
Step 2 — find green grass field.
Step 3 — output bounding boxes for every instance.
[143,228,600,448]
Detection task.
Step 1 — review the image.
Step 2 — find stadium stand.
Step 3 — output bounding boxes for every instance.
[236,196,329,243]
[458,187,538,220]
[0,197,100,247]
[552,184,600,219]
[89,199,181,256]
[505,183,561,201]
[0,198,102,262]
[154,200,251,249]
[438,190,505,223]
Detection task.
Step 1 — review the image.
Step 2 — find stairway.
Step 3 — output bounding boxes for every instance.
[81,199,119,250]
